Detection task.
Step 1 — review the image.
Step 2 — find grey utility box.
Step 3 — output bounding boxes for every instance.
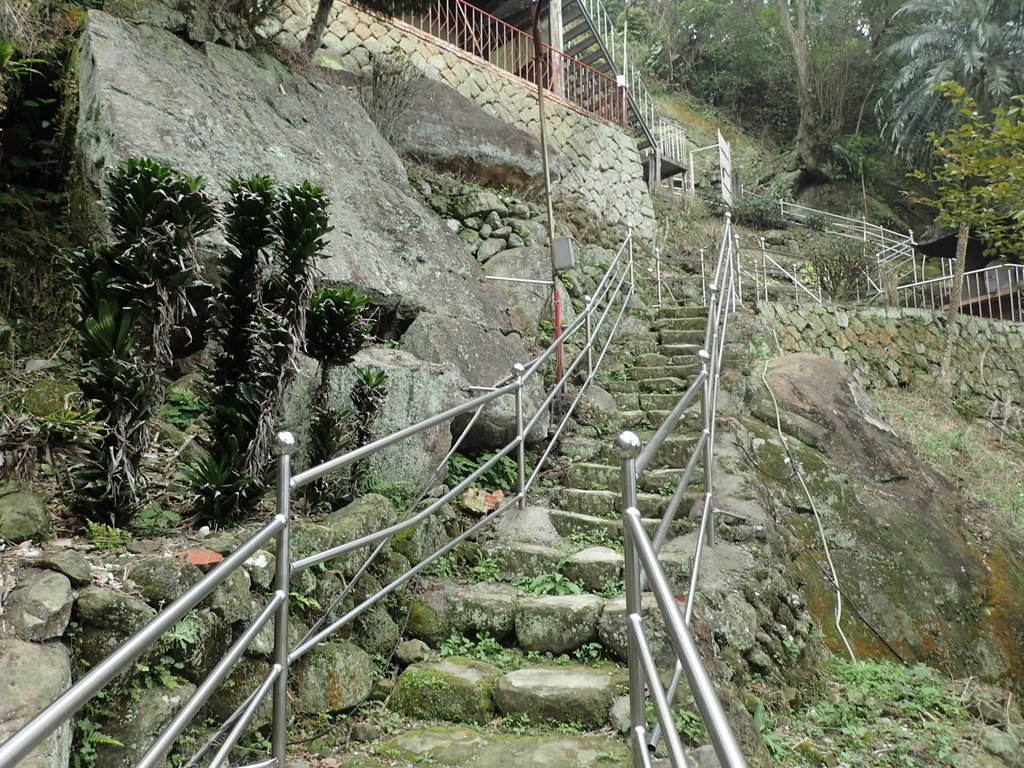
[552,236,575,273]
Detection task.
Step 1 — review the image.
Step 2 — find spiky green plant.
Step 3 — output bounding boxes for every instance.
[303,284,371,509]
[70,159,214,525]
[190,177,331,522]
[348,368,389,496]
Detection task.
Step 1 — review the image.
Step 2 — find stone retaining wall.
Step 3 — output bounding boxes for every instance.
[758,302,1024,404]
[266,1,656,242]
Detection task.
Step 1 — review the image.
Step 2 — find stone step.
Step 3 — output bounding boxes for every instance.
[600,378,641,394]
[344,728,633,767]
[610,391,640,411]
[554,488,700,519]
[634,352,671,367]
[638,376,689,394]
[656,304,707,320]
[548,509,689,542]
[653,316,706,332]
[628,364,700,382]
[659,328,706,346]
[659,343,703,362]
[559,433,700,469]
[648,409,705,429]
[493,666,619,729]
[566,463,698,494]
[639,391,700,411]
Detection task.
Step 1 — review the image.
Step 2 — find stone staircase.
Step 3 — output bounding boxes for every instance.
[321,296,720,767]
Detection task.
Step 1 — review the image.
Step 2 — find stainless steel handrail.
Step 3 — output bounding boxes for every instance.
[0,229,641,768]
[618,214,747,766]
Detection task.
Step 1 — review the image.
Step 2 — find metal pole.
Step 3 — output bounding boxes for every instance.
[615,431,645,768]
[699,348,715,548]
[655,247,662,307]
[513,363,527,509]
[584,296,594,379]
[272,431,296,768]
[699,248,707,304]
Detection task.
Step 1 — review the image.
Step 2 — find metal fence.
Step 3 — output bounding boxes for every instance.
[618,214,748,767]
[893,262,1024,321]
[0,232,642,768]
[393,0,625,124]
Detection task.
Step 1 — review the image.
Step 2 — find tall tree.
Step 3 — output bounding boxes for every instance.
[301,0,435,61]
[908,84,1024,381]
[879,0,1024,164]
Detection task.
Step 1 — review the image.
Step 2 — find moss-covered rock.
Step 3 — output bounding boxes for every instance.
[0,488,50,542]
[290,640,374,714]
[391,659,500,725]
[129,556,202,605]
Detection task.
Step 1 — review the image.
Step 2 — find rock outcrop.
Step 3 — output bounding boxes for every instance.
[72,11,543,451]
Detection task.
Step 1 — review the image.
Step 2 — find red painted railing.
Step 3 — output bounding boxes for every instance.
[392,0,626,125]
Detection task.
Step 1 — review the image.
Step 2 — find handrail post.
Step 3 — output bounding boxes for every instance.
[698,348,715,548]
[272,431,296,768]
[584,297,594,379]
[627,225,635,288]
[699,248,707,304]
[513,363,527,509]
[615,431,645,768]
[655,246,662,307]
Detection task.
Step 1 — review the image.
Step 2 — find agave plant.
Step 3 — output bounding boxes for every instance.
[348,368,389,496]
[69,159,214,525]
[192,177,332,522]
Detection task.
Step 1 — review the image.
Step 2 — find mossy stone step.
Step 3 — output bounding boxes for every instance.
[557,433,699,469]
[355,727,632,767]
[659,343,703,362]
[548,509,687,542]
[653,316,706,332]
[566,462,691,494]
[493,666,618,730]
[659,329,706,346]
[514,595,605,654]
[627,364,700,382]
[554,488,700,519]
[647,410,705,432]
[638,376,689,394]
[657,305,707,319]
[634,352,672,367]
[600,378,641,394]
[639,391,701,411]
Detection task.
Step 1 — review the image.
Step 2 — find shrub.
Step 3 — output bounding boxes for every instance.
[69,158,214,525]
[189,176,331,523]
[356,51,424,144]
[803,238,871,301]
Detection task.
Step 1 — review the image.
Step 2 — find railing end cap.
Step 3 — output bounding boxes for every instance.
[274,431,298,456]
[613,431,643,459]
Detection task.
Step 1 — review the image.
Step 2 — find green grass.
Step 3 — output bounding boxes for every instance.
[873,385,1024,526]
[764,658,975,767]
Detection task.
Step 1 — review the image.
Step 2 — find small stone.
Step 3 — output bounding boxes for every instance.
[39,550,92,585]
[444,218,461,233]
[479,223,493,239]
[485,210,502,228]
[0,489,50,542]
[6,569,74,641]
[508,233,526,248]
[395,638,431,666]
[131,556,203,605]
[351,721,383,742]
[475,237,507,263]
[492,226,513,238]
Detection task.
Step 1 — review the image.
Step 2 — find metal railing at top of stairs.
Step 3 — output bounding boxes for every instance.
[893,261,1024,321]
[618,213,748,768]
[392,0,625,124]
[570,0,690,162]
[0,232,643,768]
[777,199,918,283]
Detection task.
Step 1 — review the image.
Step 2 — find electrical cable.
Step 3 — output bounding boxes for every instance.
[761,327,855,660]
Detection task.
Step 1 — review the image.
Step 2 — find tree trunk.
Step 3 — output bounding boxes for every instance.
[777,0,829,177]
[301,0,335,61]
[939,225,970,383]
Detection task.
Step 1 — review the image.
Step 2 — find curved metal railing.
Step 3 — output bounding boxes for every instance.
[0,232,641,768]
[618,213,748,767]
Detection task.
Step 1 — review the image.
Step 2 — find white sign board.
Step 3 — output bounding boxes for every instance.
[718,129,732,206]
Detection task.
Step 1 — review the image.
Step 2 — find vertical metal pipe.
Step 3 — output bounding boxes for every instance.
[584,296,594,379]
[272,431,296,768]
[699,248,707,304]
[615,431,644,768]
[514,363,527,509]
[698,348,715,548]
[655,247,662,307]
[627,225,635,288]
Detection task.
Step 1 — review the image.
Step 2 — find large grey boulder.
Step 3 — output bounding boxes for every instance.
[393,82,554,191]
[92,681,198,768]
[292,347,468,494]
[0,639,73,768]
[4,569,74,642]
[73,12,522,401]
[482,247,577,335]
[399,314,549,449]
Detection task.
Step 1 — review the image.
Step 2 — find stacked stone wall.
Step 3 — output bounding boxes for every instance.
[265,1,656,241]
[758,303,1024,405]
